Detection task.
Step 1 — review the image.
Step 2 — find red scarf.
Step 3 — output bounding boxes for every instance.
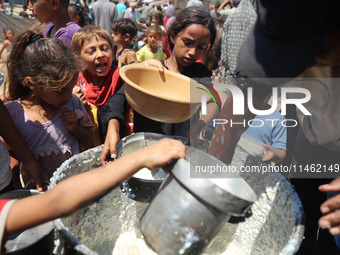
[76,67,124,108]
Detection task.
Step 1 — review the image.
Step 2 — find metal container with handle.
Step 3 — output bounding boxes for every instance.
[140,146,257,255]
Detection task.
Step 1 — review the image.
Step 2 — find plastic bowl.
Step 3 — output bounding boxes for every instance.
[119,65,209,123]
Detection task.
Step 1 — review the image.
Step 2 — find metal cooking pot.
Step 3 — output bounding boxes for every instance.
[117,132,169,202]
[140,146,257,255]
[0,189,55,255]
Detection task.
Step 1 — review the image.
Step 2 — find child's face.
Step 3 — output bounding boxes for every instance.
[5,30,14,41]
[171,24,211,69]
[147,30,160,48]
[80,35,113,78]
[36,73,78,109]
[68,8,80,26]
[112,31,126,47]
[151,16,159,25]
[28,0,54,23]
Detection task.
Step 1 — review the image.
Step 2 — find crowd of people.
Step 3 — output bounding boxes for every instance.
[0,0,340,254]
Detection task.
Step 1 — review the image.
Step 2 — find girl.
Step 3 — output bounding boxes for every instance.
[68,3,89,27]
[99,7,220,164]
[3,30,94,185]
[152,12,165,32]
[0,28,14,60]
[136,25,166,62]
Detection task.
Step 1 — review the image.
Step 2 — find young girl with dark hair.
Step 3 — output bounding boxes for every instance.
[68,3,89,27]
[3,30,94,185]
[99,7,220,164]
[0,28,14,60]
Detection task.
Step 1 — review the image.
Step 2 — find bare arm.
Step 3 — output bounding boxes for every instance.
[208,94,266,164]
[261,144,286,163]
[4,138,186,237]
[0,41,9,60]
[189,102,219,147]
[217,0,231,14]
[0,101,46,191]
[100,119,121,165]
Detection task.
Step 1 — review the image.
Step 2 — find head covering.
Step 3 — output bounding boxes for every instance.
[237,0,340,84]
[186,0,206,11]
[165,4,175,18]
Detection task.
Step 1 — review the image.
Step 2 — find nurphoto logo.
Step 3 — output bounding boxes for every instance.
[200,85,311,128]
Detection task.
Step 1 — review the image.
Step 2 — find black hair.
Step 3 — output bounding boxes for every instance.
[69,4,88,27]
[3,27,13,39]
[167,7,216,51]
[112,18,138,39]
[152,12,164,26]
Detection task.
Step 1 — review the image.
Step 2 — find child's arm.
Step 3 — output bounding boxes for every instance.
[98,84,131,165]
[0,101,47,191]
[100,119,121,164]
[261,144,286,163]
[59,108,94,144]
[189,102,219,147]
[9,152,22,189]
[0,41,9,60]
[4,138,186,237]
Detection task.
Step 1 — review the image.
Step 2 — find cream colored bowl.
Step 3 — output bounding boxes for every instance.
[119,65,209,123]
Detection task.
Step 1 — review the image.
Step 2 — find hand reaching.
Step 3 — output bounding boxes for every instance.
[140,138,186,171]
[100,119,120,165]
[319,178,340,235]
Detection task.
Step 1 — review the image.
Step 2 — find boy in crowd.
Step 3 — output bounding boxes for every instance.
[28,0,80,46]
[111,18,138,67]
[71,26,128,147]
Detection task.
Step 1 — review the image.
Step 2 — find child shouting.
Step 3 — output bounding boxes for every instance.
[112,18,138,67]
[71,26,130,146]
[136,25,166,62]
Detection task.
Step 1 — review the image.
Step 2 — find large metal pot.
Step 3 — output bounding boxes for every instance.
[49,139,305,255]
[0,190,54,255]
[140,146,257,255]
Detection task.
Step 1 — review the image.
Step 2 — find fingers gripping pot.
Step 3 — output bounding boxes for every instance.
[140,147,257,255]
